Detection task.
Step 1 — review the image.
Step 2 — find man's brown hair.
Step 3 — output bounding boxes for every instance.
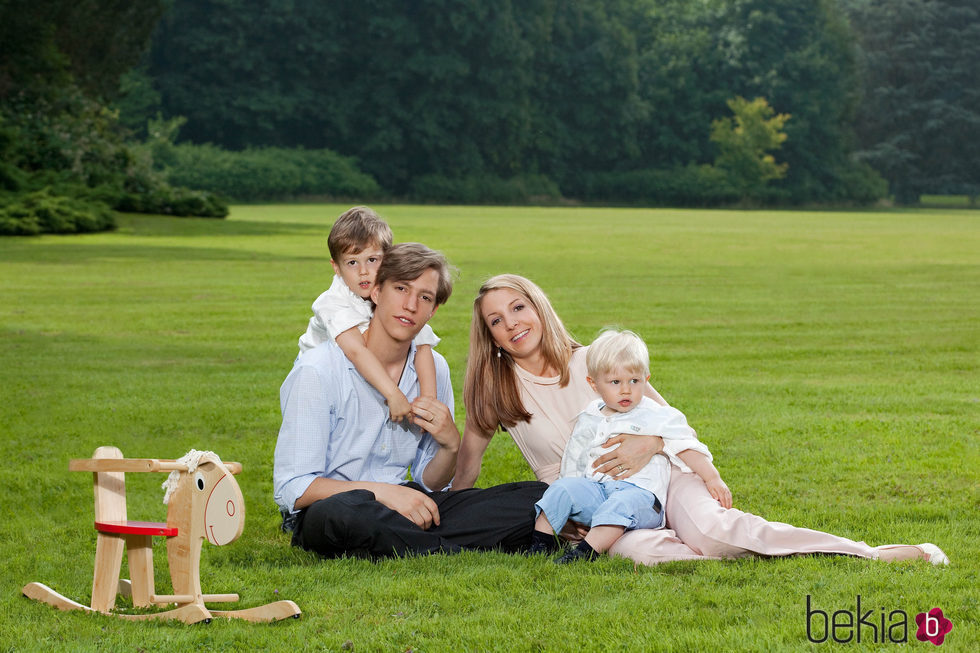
[374,243,454,306]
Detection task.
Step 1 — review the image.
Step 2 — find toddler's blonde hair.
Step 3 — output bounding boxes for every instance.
[586,329,650,378]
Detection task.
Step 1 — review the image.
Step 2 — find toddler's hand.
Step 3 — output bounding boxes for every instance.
[387,393,412,422]
[705,477,732,509]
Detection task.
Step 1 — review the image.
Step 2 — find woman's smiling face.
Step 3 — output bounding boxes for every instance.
[480,288,544,360]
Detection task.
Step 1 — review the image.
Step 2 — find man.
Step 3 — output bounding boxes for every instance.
[274,242,546,558]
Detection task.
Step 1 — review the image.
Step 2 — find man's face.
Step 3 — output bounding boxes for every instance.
[369,268,440,342]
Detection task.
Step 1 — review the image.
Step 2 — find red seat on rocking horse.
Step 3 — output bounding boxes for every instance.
[23,445,301,624]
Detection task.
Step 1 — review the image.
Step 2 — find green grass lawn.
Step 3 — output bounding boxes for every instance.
[1,204,977,651]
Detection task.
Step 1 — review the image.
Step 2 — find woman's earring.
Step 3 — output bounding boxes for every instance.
[497,346,502,359]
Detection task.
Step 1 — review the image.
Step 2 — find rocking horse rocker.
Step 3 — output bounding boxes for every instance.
[23,446,301,624]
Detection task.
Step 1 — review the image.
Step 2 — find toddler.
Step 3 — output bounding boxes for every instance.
[297,206,439,419]
[531,329,728,563]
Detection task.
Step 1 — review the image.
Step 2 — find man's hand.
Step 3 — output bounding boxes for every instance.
[592,433,664,479]
[410,396,460,450]
[373,483,441,529]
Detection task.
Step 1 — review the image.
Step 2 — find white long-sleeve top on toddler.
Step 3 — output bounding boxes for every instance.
[298,275,439,355]
[559,396,712,507]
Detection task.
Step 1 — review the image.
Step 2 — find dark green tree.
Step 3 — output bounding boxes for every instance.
[146,0,333,149]
[630,0,729,169]
[148,1,545,191]
[524,0,645,188]
[711,0,875,202]
[844,0,980,203]
[0,0,165,101]
[0,0,227,233]
[320,0,540,191]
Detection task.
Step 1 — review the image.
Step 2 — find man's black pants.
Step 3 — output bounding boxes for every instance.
[291,481,547,558]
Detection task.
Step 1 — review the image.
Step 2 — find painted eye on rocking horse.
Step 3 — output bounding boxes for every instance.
[194,471,206,491]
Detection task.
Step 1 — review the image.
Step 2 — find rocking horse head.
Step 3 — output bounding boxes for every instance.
[163,450,245,547]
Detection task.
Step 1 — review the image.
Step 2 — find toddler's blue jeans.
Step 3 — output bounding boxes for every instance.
[535,477,664,533]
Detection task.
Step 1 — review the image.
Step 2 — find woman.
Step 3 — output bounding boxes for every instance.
[455,274,948,566]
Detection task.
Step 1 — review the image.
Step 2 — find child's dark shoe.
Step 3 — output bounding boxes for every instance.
[554,541,599,564]
[528,530,562,555]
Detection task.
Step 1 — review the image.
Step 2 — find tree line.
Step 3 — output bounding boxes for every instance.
[2,0,978,234]
[125,0,978,204]
[843,0,979,204]
[128,0,875,203]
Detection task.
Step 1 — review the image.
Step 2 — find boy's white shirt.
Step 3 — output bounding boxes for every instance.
[559,396,712,501]
[298,275,439,354]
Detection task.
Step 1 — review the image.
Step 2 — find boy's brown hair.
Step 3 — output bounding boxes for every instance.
[327,206,394,260]
[375,243,454,306]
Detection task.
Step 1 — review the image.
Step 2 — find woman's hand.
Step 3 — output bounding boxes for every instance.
[559,520,589,542]
[592,434,664,480]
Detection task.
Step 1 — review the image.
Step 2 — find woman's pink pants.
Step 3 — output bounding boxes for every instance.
[609,468,877,565]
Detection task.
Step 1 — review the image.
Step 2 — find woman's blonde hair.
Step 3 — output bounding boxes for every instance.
[463,274,580,433]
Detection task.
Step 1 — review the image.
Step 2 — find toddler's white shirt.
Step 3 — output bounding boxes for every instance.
[560,396,711,501]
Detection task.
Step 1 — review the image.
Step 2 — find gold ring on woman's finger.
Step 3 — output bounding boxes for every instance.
[618,465,624,473]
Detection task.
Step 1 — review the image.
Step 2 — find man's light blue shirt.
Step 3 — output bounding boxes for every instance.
[273,340,453,514]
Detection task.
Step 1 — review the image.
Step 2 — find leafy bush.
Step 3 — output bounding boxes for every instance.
[838,160,890,205]
[162,144,382,201]
[0,189,115,235]
[408,174,562,204]
[114,186,228,217]
[576,165,739,207]
[0,117,26,191]
[1,87,227,232]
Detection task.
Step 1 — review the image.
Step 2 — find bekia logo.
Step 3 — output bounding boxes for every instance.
[806,596,953,645]
[915,608,953,646]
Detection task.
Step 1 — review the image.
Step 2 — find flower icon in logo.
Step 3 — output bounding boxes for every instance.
[915,607,952,646]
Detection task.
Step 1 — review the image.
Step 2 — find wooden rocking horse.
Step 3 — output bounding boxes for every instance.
[23,445,301,624]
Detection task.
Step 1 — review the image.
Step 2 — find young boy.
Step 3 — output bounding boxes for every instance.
[531,329,728,563]
[296,206,439,420]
